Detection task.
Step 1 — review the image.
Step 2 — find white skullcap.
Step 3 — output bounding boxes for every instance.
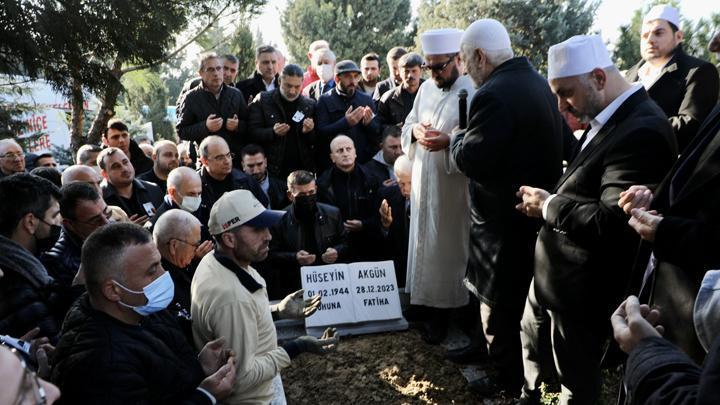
[643,4,681,29]
[547,35,614,81]
[461,19,512,51]
[421,28,464,55]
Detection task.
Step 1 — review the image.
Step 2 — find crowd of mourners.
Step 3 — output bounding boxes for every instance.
[2,4,720,404]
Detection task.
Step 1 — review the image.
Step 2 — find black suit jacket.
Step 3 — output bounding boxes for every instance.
[266,175,290,210]
[637,104,720,361]
[378,185,409,287]
[534,88,677,316]
[626,46,719,152]
[236,72,278,105]
[451,57,566,308]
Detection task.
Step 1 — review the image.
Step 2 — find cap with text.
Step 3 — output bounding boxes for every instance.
[421,28,464,55]
[643,4,680,29]
[547,35,614,81]
[208,189,285,235]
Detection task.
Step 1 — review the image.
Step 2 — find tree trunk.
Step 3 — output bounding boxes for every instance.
[87,59,124,145]
[69,78,85,154]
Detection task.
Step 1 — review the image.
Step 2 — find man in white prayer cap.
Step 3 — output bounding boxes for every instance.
[515,35,677,404]
[449,18,566,397]
[400,28,476,344]
[625,4,719,152]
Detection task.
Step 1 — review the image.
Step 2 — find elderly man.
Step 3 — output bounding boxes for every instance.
[268,170,348,299]
[302,40,330,90]
[192,189,337,404]
[177,53,249,168]
[153,209,205,343]
[51,223,237,403]
[625,5,719,152]
[316,60,381,171]
[377,52,424,130]
[237,45,279,104]
[358,53,382,96]
[247,63,317,181]
[0,139,26,178]
[378,155,412,287]
[373,47,408,103]
[302,48,337,102]
[138,140,179,193]
[317,135,381,261]
[98,147,164,221]
[400,28,475,344]
[450,19,567,395]
[102,119,154,175]
[515,35,677,404]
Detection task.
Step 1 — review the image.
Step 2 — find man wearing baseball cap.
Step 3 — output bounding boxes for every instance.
[625,4,719,152]
[191,189,338,404]
[315,59,381,171]
[515,35,677,404]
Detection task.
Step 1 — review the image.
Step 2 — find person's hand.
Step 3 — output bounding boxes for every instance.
[361,107,374,126]
[321,248,338,264]
[273,123,290,136]
[195,240,214,259]
[412,122,431,141]
[618,185,653,215]
[344,219,363,232]
[417,129,450,151]
[379,199,392,229]
[611,295,664,354]
[345,106,363,127]
[20,327,54,378]
[296,250,317,265]
[226,114,239,132]
[199,356,236,400]
[206,114,223,133]
[515,186,550,218]
[198,337,235,376]
[128,214,149,226]
[294,328,339,354]
[629,208,663,242]
[276,289,322,319]
[302,118,314,133]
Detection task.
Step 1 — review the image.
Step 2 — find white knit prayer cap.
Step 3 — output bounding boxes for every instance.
[460,19,512,51]
[547,35,614,81]
[420,28,464,55]
[643,4,681,29]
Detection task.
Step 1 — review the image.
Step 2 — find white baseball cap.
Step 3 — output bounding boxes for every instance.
[208,189,285,235]
[547,35,614,81]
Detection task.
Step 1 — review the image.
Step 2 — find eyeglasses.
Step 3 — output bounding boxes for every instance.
[9,347,47,405]
[1,152,25,160]
[170,238,202,248]
[421,57,455,73]
[211,152,235,162]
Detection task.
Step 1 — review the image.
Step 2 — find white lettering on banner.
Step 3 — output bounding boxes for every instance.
[301,261,402,328]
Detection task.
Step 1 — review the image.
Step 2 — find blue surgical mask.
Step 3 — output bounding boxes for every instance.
[113,271,175,316]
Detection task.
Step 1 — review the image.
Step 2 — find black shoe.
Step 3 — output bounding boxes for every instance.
[468,376,502,396]
[445,344,488,365]
[517,390,541,405]
[421,323,447,344]
[403,305,431,322]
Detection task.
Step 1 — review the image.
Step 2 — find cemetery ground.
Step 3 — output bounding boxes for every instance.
[282,327,622,404]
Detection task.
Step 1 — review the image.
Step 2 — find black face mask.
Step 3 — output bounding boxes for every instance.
[35,223,61,253]
[293,194,317,219]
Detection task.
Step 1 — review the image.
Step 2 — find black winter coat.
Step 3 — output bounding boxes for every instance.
[51,295,211,404]
[236,72,278,104]
[40,228,86,317]
[247,89,316,179]
[377,82,422,130]
[102,178,164,219]
[377,184,409,287]
[128,139,154,176]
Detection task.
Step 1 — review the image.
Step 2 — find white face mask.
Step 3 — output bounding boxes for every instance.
[179,195,202,213]
[319,64,334,83]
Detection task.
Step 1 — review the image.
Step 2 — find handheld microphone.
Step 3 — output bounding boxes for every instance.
[458,89,468,129]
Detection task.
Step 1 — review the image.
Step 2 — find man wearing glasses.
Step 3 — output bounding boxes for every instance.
[400,28,476,344]
[0,139,27,178]
[177,52,250,169]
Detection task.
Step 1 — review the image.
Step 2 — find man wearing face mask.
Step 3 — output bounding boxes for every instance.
[248,63,317,181]
[0,174,63,340]
[302,48,337,102]
[51,223,237,403]
[192,190,338,404]
[154,209,205,344]
[268,170,348,299]
[316,60,381,172]
[41,183,113,316]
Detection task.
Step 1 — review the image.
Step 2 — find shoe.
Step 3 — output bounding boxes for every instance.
[445,344,488,365]
[516,390,541,405]
[421,323,447,344]
[402,305,431,322]
[468,376,502,396]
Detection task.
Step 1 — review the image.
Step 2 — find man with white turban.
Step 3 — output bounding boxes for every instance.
[515,35,677,404]
[450,18,566,396]
[401,28,475,344]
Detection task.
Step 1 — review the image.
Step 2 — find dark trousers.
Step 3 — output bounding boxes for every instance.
[480,300,524,391]
[520,279,607,404]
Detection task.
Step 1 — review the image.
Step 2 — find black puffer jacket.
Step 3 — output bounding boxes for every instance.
[40,228,86,317]
[0,235,61,340]
[51,294,211,405]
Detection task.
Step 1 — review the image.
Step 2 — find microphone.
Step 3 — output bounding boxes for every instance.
[458,89,468,130]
